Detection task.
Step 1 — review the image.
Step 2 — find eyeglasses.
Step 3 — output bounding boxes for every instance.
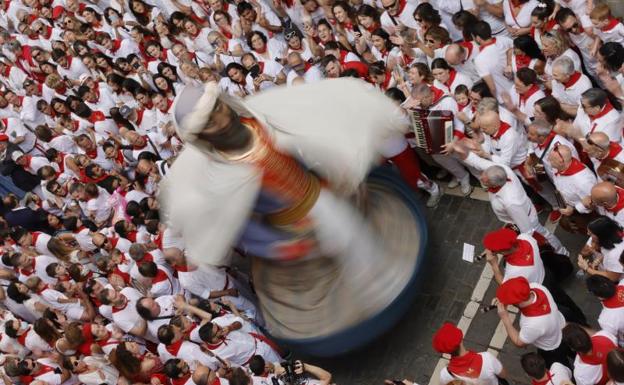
[585,133,608,150]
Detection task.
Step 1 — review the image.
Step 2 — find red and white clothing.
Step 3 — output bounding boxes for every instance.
[597,186,624,226]
[16,326,54,353]
[551,71,593,107]
[434,70,474,95]
[518,283,566,350]
[502,233,545,284]
[22,358,64,385]
[146,295,176,341]
[509,84,546,125]
[590,141,624,182]
[110,287,144,333]
[545,49,582,78]
[157,338,220,370]
[552,158,597,214]
[566,16,599,77]
[488,121,528,168]
[1,117,37,154]
[1,65,28,91]
[285,65,323,86]
[595,18,624,46]
[597,280,624,346]
[147,266,182,297]
[244,61,285,93]
[464,153,567,254]
[56,56,90,81]
[528,133,577,180]
[532,363,573,385]
[380,1,419,36]
[38,286,86,321]
[572,330,617,385]
[439,351,503,385]
[437,41,480,82]
[503,0,539,29]
[474,37,514,100]
[573,101,622,143]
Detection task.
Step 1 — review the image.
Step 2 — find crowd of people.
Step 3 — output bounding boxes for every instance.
[1,0,624,383]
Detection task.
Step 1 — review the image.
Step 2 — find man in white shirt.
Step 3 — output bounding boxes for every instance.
[443,42,480,82]
[432,322,507,385]
[573,88,622,143]
[447,142,568,255]
[586,275,624,347]
[98,287,147,338]
[584,132,624,182]
[478,109,528,170]
[379,0,419,36]
[521,352,573,385]
[548,143,596,217]
[472,21,514,102]
[562,323,617,385]
[285,52,323,86]
[157,324,220,370]
[482,228,544,285]
[495,276,569,367]
[551,56,593,117]
[586,182,624,226]
[556,7,599,79]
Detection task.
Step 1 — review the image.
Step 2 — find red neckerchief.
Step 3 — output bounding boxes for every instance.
[159,99,173,113]
[204,337,227,350]
[2,64,11,77]
[515,53,532,69]
[430,86,445,105]
[62,56,72,70]
[109,237,119,249]
[342,21,354,30]
[174,263,194,272]
[557,158,586,176]
[601,18,620,32]
[491,122,511,140]
[504,239,534,266]
[366,23,380,33]
[31,363,57,378]
[607,187,624,214]
[519,84,540,105]
[135,108,145,126]
[20,258,36,276]
[602,285,624,308]
[532,372,554,385]
[487,179,511,193]
[17,327,30,346]
[21,154,33,169]
[563,71,582,89]
[395,0,407,16]
[89,111,106,123]
[607,142,622,159]
[537,131,556,150]
[219,26,233,39]
[166,338,184,355]
[110,39,122,53]
[255,45,267,54]
[42,26,53,40]
[480,38,496,50]
[125,231,137,242]
[31,231,41,245]
[458,101,469,111]
[112,297,128,313]
[95,331,112,346]
[590,102,614,123]
[36,284,49,295]
[133,136,148,150]
[85,148,98,159]
[444,70,457,89]
[579,334,616,366]
[152,269,169,284]
[520,288,551,317]
[447,351,483,378]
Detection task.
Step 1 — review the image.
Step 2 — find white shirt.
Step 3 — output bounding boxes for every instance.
[528,134,577,181]
[111,287,144,333]
[551,72,592,107]
[380,2,420,36]
[595,21,624,45]
[464,152,539,234]
[475,37,514,100]
[573,103,622,143]
[600,240,624,274]
[518,283,566,350]
[489,122,528,168]
[552,163,597,213]
[572,330,617,385]
[597,279,624,346]
[503,0,538,28]
[509,85,546,125]
[545,49,581,78]
[502,233,545,284]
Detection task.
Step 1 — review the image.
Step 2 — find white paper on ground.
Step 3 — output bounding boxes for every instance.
[462,243,475,263]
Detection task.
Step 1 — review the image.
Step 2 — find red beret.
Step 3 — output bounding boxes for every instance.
[496,276,531,305]
[432,322,463,353]
[0,134,8,142]
[482,228,518,252]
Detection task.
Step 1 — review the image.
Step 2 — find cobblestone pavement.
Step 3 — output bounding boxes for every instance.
[300,193,600,385]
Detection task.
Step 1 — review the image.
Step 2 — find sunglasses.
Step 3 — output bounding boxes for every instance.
[585,133,608,150]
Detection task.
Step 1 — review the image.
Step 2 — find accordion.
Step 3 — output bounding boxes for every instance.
[409,109,455,154]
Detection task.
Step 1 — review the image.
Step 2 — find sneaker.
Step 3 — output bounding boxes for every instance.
[435,169,448,179]
[548,210,562,223]
[460,182,473,196]
[426,185,443,208]
[447,178,459,189]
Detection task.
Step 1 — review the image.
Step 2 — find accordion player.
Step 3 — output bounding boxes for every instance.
[408,109,455,154]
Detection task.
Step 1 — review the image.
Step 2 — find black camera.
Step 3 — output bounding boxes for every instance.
[279,360,304,385]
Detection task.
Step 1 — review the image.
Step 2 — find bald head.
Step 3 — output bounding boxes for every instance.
[444,44,463,66]
[479,110,501,136]
[548,144,572,171]
[591,182,618,208]
[585,132,611,159]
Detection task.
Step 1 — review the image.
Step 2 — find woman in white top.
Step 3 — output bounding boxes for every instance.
[529,0,558,49]
[508,35,546,75]
[247,31,286,64]
[431,58,474,95]
[541,30,581,84]
[503,0,540,37]
[502,67,546,126]
[367,29,401,70]
[580,216,624,282]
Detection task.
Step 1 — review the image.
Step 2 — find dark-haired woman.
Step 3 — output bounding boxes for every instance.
[580,216,624,281]
[534,96,572,125]
[529,0,557,48]
[362,28,400,70]
[508,35,546,75]
[431,58,473,94]
[503,67,546,125]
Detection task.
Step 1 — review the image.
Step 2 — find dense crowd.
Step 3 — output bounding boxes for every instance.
[1,0,624,384]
